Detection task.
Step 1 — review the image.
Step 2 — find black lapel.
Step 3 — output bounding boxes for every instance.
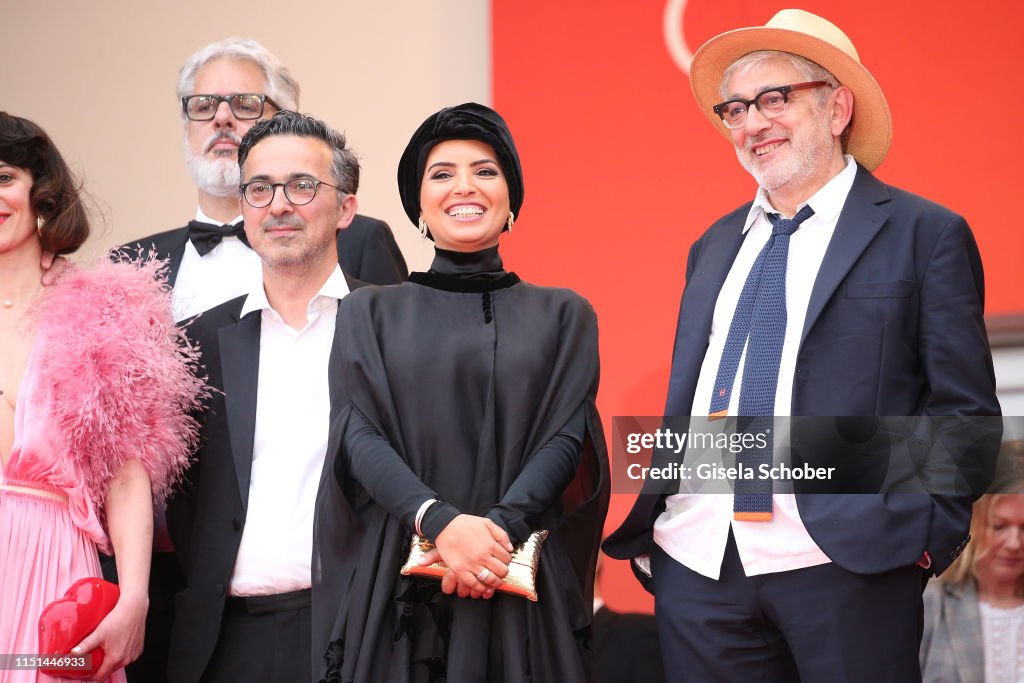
[167,239,187,288]
[800,166,891,344]
[218,310,261,511]
[150,228,189,288]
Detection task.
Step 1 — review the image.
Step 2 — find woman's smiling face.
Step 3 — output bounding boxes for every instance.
[419,139,510,252]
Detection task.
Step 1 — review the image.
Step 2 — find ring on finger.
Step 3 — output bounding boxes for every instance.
[476,567,492,583]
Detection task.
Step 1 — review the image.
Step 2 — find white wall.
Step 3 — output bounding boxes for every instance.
[6,1,491,271]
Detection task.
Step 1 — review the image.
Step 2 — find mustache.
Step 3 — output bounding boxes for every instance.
[261,215,305,230]
[203,130,243,153]
[745,129,790,152]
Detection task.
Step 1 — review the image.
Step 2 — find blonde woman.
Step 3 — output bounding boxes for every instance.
[921,476,1024,683]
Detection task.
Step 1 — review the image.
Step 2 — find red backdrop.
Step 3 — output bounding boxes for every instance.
[493,1,1024,612]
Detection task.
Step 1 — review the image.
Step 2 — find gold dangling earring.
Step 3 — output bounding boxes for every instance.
[506,211,515,234]
[418,215,429,240]
[36,215,45,237]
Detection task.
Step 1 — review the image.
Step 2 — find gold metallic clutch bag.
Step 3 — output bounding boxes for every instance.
[400,530,549,602]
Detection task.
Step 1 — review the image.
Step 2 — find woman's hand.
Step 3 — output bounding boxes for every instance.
[90,458,152,677]
[425,514,513,598]
[71,593,148,679]
[40,252,69,286]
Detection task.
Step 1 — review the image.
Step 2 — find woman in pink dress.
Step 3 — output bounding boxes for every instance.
[0,112,206,682]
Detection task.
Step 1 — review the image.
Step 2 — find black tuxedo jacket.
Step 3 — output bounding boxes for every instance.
[604,166,1000,580]
[125,213,407,286]
[165,274,365,683]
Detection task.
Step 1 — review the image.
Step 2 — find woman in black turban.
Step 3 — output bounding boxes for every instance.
[313,103,609,682]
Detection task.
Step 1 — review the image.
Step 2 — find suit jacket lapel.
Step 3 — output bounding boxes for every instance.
[130,227,188,286]
[801,166,890,344]
[218,310,261,511]
[664,220,746,416]
[167,238,187,288]
[149,228,188,287]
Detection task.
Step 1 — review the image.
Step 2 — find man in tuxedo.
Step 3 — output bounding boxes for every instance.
[166,110,364,682]
[128,37,406,323]
[604,9,1000,682]
[111,38,406,681]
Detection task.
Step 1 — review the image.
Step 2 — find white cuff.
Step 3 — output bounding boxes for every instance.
[633,554,652,578]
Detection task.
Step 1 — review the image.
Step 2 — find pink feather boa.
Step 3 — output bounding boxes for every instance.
[30,256,209,520]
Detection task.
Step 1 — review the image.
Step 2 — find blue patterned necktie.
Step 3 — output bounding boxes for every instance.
[707,204,815,520]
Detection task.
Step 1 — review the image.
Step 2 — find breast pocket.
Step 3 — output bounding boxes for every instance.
[845,280,916,299]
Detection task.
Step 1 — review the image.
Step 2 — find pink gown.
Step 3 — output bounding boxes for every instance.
[0,351,122,683]
[0,261,205,683]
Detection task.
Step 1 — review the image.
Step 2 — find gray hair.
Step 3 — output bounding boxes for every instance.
[720,50,839,107]
[721,50,848,148]
[238,111,360,196]
[176,38,300,116]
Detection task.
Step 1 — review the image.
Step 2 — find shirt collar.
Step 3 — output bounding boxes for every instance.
[741,154,858,233]
[195,206,244,226]
[240,265,350,320]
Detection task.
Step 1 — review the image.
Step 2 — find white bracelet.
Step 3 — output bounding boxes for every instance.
[414,498,439,537]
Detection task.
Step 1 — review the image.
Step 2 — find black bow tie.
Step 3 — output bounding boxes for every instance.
[186,220,250,256]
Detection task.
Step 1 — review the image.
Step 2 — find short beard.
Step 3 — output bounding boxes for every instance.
[184,131,243,197]
[736,113,835,193]
[258,215,334,272]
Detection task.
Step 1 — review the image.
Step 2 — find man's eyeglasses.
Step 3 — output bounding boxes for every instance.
[712,81,829,129]
[240,177,341,208]
[182,94,280,121]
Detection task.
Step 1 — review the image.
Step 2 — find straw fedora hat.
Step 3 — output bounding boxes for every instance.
[689,9,892,171]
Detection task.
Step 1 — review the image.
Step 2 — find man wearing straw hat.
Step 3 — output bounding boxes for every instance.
[604,9,999,681]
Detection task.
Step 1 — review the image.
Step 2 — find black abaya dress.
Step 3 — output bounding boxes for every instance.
[313,246,609,683]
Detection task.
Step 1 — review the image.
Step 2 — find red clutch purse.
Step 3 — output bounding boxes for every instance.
[38,577,120,679]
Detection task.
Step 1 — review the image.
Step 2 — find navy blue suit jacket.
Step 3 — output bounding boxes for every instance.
[604,165,1000,579]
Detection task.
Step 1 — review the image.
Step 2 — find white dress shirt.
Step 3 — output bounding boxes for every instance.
[229,266,350,596]
[171,208,262,322]
[653,156,859,580]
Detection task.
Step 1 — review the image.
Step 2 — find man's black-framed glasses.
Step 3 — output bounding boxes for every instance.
[712,81,829,129]
[182,93,281,121]
[240,177,341,208]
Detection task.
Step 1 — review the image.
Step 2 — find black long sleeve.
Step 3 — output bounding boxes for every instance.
[485,405,586,545]
[343,409,461,537]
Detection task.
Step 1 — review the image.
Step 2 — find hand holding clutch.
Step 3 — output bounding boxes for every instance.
[38,577,120,680]
[401,530,549,601]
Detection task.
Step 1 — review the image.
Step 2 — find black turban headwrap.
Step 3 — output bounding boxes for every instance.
[397,102,524,231]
